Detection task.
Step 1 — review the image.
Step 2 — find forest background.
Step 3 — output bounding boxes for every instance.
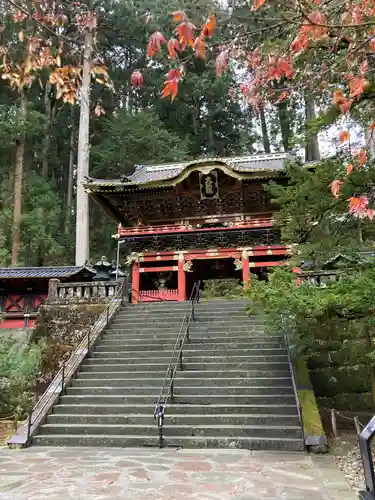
[0,0,334,267]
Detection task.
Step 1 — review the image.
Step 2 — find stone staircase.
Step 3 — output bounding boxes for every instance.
[33,299,304,450]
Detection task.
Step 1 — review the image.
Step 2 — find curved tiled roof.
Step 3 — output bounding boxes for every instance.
[0,266,96,279]
[85,153,292,188]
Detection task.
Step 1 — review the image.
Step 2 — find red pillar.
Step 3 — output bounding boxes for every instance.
[178,256,186,302]
[242,252,250,289]
[132,262,140,304]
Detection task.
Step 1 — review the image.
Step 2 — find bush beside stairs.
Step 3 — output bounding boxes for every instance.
[32,300,304,450]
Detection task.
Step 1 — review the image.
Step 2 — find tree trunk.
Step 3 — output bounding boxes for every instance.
[65,110,75,234]
[11,90,26,266]
[75,29,93,265]
[304,94,321,162]
[277,99,291,152]
[42,81,53,178]
[259,107,271,153]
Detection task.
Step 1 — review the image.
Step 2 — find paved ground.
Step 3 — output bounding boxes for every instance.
[0,447,356,500]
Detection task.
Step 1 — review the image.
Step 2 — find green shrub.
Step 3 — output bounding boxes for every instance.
[201,279,244,299]
[0,338,44,418]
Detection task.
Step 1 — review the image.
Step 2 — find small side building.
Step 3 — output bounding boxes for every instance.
[0,266,96,328]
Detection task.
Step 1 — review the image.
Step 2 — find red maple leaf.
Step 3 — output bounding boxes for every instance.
[360,60,368,75]
[268,57,293,81]
[161,68,183,102]
[291,31,309,54]
[202,15,216,38]
[176,22,196,51]
[330,179,344,199]
[171,11,186,22]
[216,50,228,76]
[147,31,167,57]
[348,196,369,218]
[167,38,180,59]
[339,130,350,143]
[194,36,206,59]
[131,70,143,88]
[358,149,367,166]
[348,75,368,98]
[251,0,265,11]
[333,89,352,113]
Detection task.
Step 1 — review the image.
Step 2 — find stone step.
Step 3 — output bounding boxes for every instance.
[121,301,249,310]
[32,434,304,451]
[90,348,288,359]
[89,353,289,364]
[66,385,294,396]
[111,317,260,326]
[72,377,292,388]
[105,327,268,335]
[53,403,299,416]
[38,423,302,439]
[94,344,286,354]
[79,363,291,374]
[60,394,296,405]
[77,368,291,378]
[99,338,285,348]
[114,310,253,319]
[110,319,261,327]
[46,413,300,427]
[83,355,289,365]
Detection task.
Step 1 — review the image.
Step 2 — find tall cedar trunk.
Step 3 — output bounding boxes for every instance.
[65,111,75,234]
[42,81,53,177]
[259,107,271,153]
[11,90,26,266]
[277,99,291,152]
[304,94,321,162]
[75,29,93,265]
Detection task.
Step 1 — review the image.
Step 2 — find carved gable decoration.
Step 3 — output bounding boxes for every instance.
[199,171,219,200]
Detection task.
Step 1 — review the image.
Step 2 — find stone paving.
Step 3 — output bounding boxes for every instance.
[0,447,357,500]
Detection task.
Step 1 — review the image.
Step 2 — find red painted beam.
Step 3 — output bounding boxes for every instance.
[250,261,285,268]
[139,265,176,273]
[118,220,273,237]
[139,245,289,261]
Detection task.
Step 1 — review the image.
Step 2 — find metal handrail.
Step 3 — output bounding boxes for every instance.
[284,332,306,449]
[154,281,201,447]
[8,278,127,447]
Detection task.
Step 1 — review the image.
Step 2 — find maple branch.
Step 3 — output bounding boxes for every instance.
[5,0,82,45]
[295,0,375,32]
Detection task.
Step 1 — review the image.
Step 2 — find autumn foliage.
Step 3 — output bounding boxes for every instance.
[1,1,111,108]
[139,0,375,221]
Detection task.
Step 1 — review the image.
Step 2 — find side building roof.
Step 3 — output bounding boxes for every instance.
[0,265,96,280]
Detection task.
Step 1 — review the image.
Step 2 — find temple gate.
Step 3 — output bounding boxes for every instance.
[85,153,292,302]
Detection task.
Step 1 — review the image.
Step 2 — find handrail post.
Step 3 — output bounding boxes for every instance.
[186,323,190,343]
[61,363,65,394]
[156,405,164,448]
[179,339,183,370]
[26,411,32,447]
[170,368,174,399]
[87,329,91,356]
